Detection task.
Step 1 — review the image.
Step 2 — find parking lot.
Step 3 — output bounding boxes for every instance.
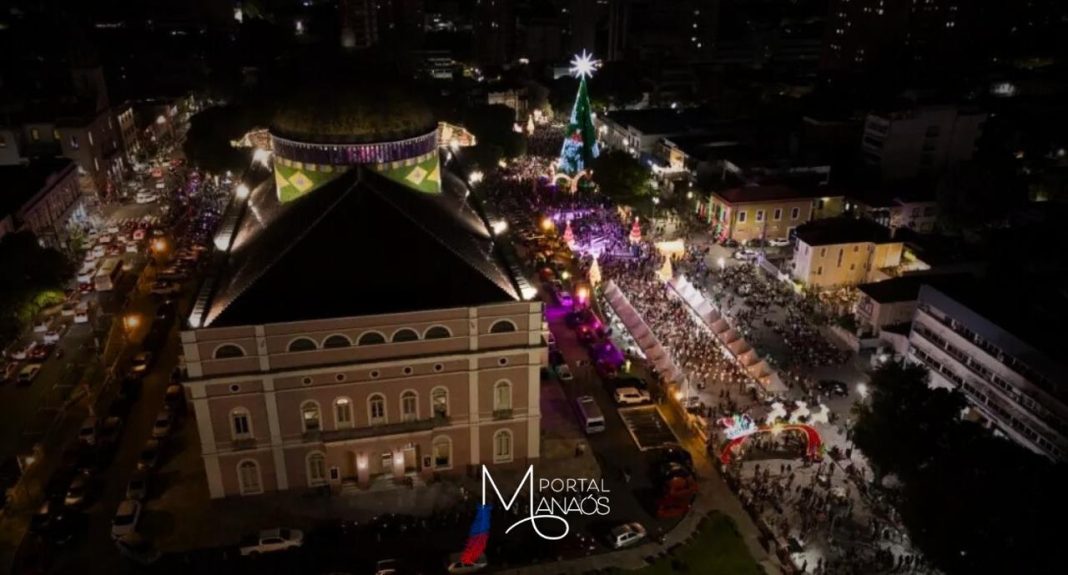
[617,405,679,451]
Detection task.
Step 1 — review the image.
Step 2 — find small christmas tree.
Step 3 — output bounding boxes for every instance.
[558,51,601,176]
[563,220,575,247]
[629,217,642,244]
[589,255,602,287]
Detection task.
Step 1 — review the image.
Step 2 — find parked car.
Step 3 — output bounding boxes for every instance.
[125,473,149,501]
[111,499,142,540]
[17,364,42,385]
[78,417,98,445]
[151,411,174,439]
[239,528,305,556]
[136,440,161,471]
[164,384,185,412]
[28,344,53,361]
[43,329,62,344]
[64,470,93,507]
[732,248,759,262]
[613,387,651,405]
[135,192,158,204]
[655,446,694,472]
[555,364,573,382]
[150,281,180,296]
[98,416,124,446]
[607,522,647,549]
[116,533,161,565]
[768,238,790,248]
[10,341,36,360]
[816,380,849,397]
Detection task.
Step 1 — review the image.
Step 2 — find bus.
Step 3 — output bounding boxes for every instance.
[94,257,123,292]
[575,395,605,435]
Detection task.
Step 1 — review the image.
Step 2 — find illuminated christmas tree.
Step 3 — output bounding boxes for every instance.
[589,255,602,287]
[563,220,575,247]
[558,51,600,175]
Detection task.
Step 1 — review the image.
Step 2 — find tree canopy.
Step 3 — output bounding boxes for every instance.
[591,149,651,201]
[853,361,1068,574]
[0,232,72,347]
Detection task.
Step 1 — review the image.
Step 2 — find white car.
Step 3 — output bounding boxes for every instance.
[447,554,488,574]
[111,499,142,540]
[74,304,90,324]
[78,417,98,445]
[608,522,647,549]
[43,329,63,344]
[613,387,651,405]
[555,364,573,381]
[135,192,158,204]
[768,238,790,247]
[732,248,759,262]
[151,411,174,439]
[17,364,42,385]
[239,528,305,556]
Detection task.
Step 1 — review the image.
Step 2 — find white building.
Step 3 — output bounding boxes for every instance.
[907,284,1068,461]
[861,106,986,179]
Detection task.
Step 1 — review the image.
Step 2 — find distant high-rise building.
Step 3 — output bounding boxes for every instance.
[604,0,717,63]
[861,105,986,180]
[341,0,380,49]
[474,0,515,65]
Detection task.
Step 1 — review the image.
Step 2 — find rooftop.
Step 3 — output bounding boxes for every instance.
[0,158,75,219]
[712,185,836,205]
[604,108,721,136]
[271,83,436,144]
[858,273,972,304]
[199,161,521,328]
[795,217,894,246]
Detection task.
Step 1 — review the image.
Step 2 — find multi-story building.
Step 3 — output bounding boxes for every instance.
[182,89,543,498]
[114,104,141,161]
[849,184,939,233]
[0,158,85,247]
[0,128,24,165]
[702,185,845,244]
[340,0,379,49]
[861,105,986,180]
[907,283,1068,461]
[791,217,903,289]
[474,0,516,65]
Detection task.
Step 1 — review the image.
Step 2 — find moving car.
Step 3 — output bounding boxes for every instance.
[137,439,161,471]
[151,411,174,439]
[238,528,304,556]
[17,364,42,385]
[135,191,158,204]
[129,352,154,375]
[608,522,647,549]
[817,379,849,397]
[613,387,651,405]
[64,471,93,507]
[150,281,180,296]
[555,364,573,382]
[77,417,98,445]
[768,238,790,248]
[111,499,142,540]
[732,248,759,262]
[164,384,185,412]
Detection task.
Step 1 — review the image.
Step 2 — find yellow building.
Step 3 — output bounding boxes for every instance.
[791,217,903,290]
[701,185,845,243]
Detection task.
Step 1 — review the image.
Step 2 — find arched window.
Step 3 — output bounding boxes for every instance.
[424,325,451,339]
[494,380,512,411]
[493,430,513,463]
[306,452,327,487]
[231,407,252,439]
[368,393,386,425]
[288,337,318,352]
[401,390,418,422]
[334,397,354,429]
[214,344,246,359]
[431,387,449,418]
[391,328,419,343]
[323,334,351,349]
[301,400,321,432]
[357,331,386,346]
[432,436,453,470]
[489,320,517,334]
[237,460,263,495]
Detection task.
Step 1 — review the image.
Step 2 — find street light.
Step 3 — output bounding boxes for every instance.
[236,183,250,200]
[123,314,142,332]
[468,170,484,185]
[151,238,168,255]
[540,218,554,232]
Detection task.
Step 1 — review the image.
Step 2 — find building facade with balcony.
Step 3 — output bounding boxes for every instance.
[702,185,845,244]
[0,158,86,248]
[791,217,903,289]
[906,284,1068,461]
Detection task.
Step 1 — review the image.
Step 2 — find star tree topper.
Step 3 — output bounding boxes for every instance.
[569,50,601,79]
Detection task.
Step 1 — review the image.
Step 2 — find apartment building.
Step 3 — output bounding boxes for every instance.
[907,283,1068,461]
[861,105,986,180]
[791,217,903,289]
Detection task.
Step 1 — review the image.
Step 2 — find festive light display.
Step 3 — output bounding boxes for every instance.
[628,217,642,244]
[589,255,601,287]
[460,504,493,565]
[558,51,600,175]
[563,220,575,247]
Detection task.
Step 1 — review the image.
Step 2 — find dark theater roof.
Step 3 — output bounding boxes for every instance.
[200,164,520,327]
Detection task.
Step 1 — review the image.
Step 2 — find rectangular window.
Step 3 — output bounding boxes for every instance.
[817,199,826,210]
[850,263,855,271]
[756,210,764,222]
[816,266,823,275]
[737,211,747,223]
[31,128,39,141]
[233,414,250,437]
[820,248,826,257]
[791,207,800,220]
[837,249,844,267]
[854,245,859,252]
[773,208,782,221]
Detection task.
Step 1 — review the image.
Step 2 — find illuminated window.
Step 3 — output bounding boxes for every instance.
[493,430,513,462]
[301,401,321,432]
[307,452,327,486]
[401,390,418,422]
[334,398,353,429]
[368,394,387,425]
[433,436,452,469]
[431,387,449,418]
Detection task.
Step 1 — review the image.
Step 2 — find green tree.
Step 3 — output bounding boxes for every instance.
[591,149,651,201]
[183,105,256,174]
[853,360,1068,574]
[0,232,72,346]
